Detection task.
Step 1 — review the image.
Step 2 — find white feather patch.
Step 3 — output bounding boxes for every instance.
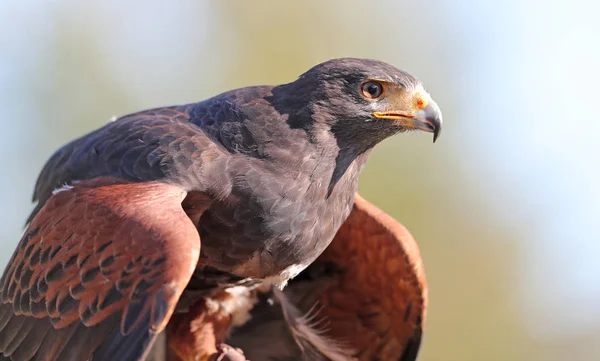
[264,263,309,290]
[51,180,81,195]
[51,184,74,195]
[207,285,259,328]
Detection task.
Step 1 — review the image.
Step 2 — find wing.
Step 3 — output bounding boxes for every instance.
[0,177,202,361]
[312,194,427,361]
[227,194,427,361]
[27,104,227,225]
[28,86,279,225]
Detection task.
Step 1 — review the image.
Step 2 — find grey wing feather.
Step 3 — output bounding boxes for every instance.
[28,104,225,224]
[227,289,355,361]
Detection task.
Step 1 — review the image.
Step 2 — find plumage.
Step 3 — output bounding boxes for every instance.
[226,195,427,361]
[1,58,441,360]
[1,179,200,361]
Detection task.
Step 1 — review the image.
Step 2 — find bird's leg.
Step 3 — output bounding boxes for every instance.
[209,344,247,361]
[166,289,253,361]
[166,298,233,361]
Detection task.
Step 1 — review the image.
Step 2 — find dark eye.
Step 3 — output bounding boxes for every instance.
[360,81,384,99]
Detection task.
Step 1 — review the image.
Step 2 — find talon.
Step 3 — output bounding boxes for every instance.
[210,343,246,361]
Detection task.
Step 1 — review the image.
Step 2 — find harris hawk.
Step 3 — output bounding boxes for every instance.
[0,58,441,361]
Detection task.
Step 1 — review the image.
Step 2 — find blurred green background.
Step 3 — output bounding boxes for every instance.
[1,1,599,360]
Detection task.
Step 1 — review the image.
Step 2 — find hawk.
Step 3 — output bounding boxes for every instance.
[0,58,441,361]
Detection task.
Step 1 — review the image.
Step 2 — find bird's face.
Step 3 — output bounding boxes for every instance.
[360,78,442,143]
[301,58,443,144]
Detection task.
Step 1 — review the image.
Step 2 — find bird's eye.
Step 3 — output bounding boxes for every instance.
[360,81,384,99]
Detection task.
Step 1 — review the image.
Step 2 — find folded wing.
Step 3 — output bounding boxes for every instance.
[0,178,201,361]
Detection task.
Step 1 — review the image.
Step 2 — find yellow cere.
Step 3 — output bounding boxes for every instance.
[415,95,428,110]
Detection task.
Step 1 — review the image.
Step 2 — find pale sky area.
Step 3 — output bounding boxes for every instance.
[455,0,600,337]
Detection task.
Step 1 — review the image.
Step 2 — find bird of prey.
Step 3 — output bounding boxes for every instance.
[0,58,441,361]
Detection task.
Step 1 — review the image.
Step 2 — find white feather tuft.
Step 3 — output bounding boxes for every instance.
[51,184,74,195]
[273,288,356,361]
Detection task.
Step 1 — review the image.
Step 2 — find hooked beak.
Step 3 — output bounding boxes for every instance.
[373,99,443,143]
[413,101,443,143]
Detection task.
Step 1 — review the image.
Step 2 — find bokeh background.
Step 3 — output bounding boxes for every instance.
[1,1,599,360]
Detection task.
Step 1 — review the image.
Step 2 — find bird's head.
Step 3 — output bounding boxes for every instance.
[279,58,442,148]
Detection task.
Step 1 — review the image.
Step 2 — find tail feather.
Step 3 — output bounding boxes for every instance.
[272,288,356,361]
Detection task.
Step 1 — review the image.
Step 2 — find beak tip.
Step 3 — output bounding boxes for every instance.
[414,100,442,144]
